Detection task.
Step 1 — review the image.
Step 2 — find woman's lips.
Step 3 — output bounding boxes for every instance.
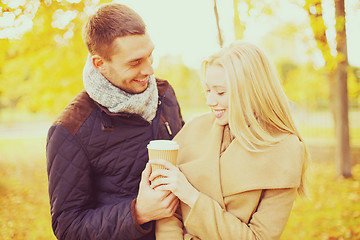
[212,109,226,118]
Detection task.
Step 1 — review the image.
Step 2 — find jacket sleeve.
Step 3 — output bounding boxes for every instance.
[46,125,152,240]
[183,188,297,240]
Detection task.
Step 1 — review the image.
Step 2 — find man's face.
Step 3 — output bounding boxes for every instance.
[99,33,155,94]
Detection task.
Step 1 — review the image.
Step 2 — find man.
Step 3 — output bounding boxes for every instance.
[46,3,184,239]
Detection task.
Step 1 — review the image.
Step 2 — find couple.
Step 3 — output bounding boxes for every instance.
[46,3,309,240]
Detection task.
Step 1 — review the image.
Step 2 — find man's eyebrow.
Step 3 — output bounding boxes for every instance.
[127,57,143,63]
[127,46,155,63]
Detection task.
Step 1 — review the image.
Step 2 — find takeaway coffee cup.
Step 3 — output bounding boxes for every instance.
[147,140,179,179]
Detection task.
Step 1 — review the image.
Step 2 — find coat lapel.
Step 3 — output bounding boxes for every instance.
[220,134,303,196]
[177,120,226,209]
[174,112,304,214]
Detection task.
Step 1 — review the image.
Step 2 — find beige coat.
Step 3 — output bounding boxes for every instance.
[156,113,304,240]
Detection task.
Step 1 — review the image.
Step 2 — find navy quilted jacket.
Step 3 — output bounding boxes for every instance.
[46,79,184,240]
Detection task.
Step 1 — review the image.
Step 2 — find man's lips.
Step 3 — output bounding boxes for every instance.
[134,76,149,85]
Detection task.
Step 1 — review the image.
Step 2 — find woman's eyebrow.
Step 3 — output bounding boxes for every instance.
[213,85,226,89]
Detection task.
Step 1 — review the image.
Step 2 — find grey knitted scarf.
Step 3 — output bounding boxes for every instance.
[83,55,158,122]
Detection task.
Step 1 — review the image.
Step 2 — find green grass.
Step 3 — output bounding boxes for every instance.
[1,138,360,239]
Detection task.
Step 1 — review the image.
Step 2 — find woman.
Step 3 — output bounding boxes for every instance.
[149,41,310,240]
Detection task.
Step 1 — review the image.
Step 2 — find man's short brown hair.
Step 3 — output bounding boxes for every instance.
[82,3,146,61]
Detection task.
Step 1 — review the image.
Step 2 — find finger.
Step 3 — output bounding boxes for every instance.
[140,163,151,187]
[166,193,179,208]
[161,191,172,201]
[149,169,170,182]
[150,176,170,189]
[166,192,178,202]
[157,190,172,200]
[169,198,180,214]
[161,192,178,206]
[154,184,171,192]
[149,159,176,169]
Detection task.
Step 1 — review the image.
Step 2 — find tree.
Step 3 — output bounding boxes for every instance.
[304,0,352,177]
[333,0,351,177]
[0,0,112,115]
[155,55,206,118]
[213,0,223,47]
[232,0,251,40]
[232,0,275,41]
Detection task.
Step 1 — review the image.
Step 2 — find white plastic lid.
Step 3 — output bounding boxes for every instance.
[147,140,179,150]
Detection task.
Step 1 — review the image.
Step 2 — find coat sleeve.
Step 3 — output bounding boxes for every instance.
[183,188,297,240]
[155,206,184,240]
[46,125,153,240]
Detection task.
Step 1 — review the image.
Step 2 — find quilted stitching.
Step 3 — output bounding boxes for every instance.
[46,82,184,240]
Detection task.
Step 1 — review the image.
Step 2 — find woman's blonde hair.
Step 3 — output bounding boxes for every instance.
[201,41,310,197]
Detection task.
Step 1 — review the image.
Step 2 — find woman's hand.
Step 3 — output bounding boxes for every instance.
[149,159,200,208]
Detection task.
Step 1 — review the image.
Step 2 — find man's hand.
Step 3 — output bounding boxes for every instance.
[135,163,179,225]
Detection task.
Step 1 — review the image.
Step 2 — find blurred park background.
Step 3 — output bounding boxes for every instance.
[0,0,360,239]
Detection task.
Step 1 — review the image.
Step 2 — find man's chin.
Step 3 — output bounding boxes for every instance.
[132,82,149,94]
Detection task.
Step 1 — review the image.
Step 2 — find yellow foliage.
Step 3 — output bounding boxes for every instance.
[0,0,358,117]
[279,62,329,109]
[155,55,208,117]
[348,68,360,107]
[1,139,360,239]
[282,162,360,240]
[0,0,107,116]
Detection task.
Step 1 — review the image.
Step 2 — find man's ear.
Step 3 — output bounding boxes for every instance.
[92,55,106,74]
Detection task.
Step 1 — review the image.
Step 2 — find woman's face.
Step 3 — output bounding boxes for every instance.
[205,65,229,126]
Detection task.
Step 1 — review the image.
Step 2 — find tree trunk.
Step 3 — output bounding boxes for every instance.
[213,0,223,47]
[334,0,352,178]
[328,72,336,122]
[304,0,352,177]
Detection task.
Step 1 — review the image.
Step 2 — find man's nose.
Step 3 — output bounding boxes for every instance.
[141,58,154,76]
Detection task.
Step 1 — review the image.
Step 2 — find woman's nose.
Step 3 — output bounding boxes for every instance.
[206,92,217,107]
